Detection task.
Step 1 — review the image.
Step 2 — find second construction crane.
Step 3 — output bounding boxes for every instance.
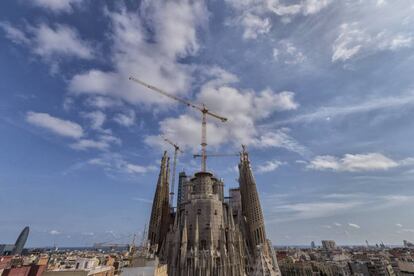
[162,136,182,207]
[129,76,227,172]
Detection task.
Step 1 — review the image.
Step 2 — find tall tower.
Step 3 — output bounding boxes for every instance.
[148,151,170,253]
[176,171,187,207]
[239,146,281,275]
[12,226,29,255]
[161,171,245,276]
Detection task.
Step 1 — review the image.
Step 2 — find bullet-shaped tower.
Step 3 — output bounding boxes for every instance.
[238,146,281,275]
[12,226,29,255]
[148,151,170,253]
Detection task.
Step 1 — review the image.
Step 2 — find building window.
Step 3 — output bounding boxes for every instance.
[197,209,201,215]
[214,210,218,215]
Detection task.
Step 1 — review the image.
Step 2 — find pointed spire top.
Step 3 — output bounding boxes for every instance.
[240,144,250,163]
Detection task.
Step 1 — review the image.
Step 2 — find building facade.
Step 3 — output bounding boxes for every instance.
[146,147,281,275]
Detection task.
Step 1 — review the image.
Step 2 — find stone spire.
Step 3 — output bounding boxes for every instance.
[148,151,170,252]
[238,145,267,254]
[239,145,281,275]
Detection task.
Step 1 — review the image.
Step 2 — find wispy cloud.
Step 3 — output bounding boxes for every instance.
[49,230,61,235]
[87,153,157,175]
[0,22,94,61]
[265,192,414,222]
[31,0,81,13]
[348,223,361,229]
[132,197,152,204]
[257,160,285,173]
[113,110,136,127]
[273,41,306,65]
[225,0,332,40]
[26,111,84,139]
[332,22,413,62]
[307,153,399,172]
[272,92,414,126]
[69,2,207,105]
[270,201,362,221]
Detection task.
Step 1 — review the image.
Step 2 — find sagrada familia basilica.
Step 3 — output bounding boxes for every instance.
[145,146,281,276]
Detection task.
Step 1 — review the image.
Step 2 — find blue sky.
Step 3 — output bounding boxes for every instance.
[1,0,414,247]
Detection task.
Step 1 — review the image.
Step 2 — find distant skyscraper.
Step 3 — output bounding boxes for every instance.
[311,241,316,249]
[12,226,29,255]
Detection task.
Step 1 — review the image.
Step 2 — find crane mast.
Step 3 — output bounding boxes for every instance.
[162,137,182,207]
[129,76,227,172]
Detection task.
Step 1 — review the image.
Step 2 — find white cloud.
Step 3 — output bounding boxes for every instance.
[0,22,30,44]
[396,223,403,228]
[32,24,94,60]
[387,34,413,50]
[113,110,136,127]
[332,22,413,62]
[348,223,361,229]
[376,0,387,7]
[225,0,331,39]
[332,23,367,62]
[303,0,332,15]
[82,111,107,132]
[132,197,153,204]
[253,129,308,156]
[267,0,332,16]
[87,153,157,175]
[273,41,306,64]
[84,96,123,109]
[146,114,228,151]
[26,111,84,139]
[267,192,414,222]
[274,92,414,125]
[307,153,399,172]
[70,139,110,151]
[70,133,120,151]
[49,230,61,235]
[240,13,271,40]
[145,69,301,153]
[272,201,361,220]
[69,1,207,105]
[32,0,81,13]
[0,22,94,61]
[257,160,284,173]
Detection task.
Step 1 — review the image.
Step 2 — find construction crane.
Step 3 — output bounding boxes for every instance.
[129,76,227,172]
[162,136,183,207]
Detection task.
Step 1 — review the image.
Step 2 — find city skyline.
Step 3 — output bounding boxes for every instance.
[1,0,414,247]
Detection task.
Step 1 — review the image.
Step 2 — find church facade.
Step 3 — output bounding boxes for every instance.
[147,147,281,276]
